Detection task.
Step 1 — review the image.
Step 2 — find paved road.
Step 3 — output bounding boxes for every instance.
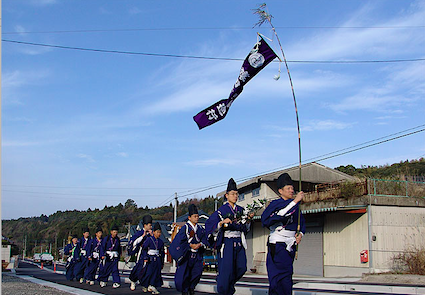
[14,260,425,295]
[15,261,211,295]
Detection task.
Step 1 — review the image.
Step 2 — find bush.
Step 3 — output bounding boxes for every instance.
[392,246,425,275]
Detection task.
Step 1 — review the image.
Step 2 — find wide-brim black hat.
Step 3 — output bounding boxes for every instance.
[111,225,119,231]
[95,227,103,233]
[277,173,293,190]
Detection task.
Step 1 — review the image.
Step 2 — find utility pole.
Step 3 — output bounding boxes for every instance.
[23,235,27,259]
[215,198,218,211]
[171,192,178,272]
[173,192,177,224]
[55,235,58,260]
[34,240,37,254]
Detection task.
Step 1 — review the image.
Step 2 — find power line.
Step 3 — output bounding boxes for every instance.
[3,25,425,35]
[157,193,179,208]
[173,124,425,199]
[1,189,170,199]
[1,184,192,190]
[3,39,425,64]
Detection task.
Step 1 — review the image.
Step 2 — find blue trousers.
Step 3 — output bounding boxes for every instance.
[97,259,120,283]
[217,237,247,295]
[65,261,77,281]
[74,256,89,280]
[84,258,100,281]
[266,243,295,295]
[175,252,203,293]
[139,256,162,288]
[129,259,146,283]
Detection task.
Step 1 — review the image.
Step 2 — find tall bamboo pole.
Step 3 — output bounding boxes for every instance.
[253,3,302,259]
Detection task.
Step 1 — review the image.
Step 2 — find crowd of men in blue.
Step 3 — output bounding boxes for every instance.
[63,173,305,295]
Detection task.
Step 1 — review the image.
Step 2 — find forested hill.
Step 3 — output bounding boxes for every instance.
[1,196,217,256]
[335,158,425,179]
[3,159,424,255]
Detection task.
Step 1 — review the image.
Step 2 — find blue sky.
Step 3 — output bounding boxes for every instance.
[2,0,424,220]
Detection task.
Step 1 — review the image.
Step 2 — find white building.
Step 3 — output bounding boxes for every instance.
[217,162,425,277]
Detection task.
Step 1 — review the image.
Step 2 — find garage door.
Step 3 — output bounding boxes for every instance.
[293,224,324,276]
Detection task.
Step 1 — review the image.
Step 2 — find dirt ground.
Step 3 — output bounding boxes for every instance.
[360,273,425,286]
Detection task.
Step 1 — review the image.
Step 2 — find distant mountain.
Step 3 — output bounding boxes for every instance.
[1,195,218,257]
[335,158,425,180]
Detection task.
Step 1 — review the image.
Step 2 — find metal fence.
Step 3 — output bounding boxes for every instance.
[303,178,425,203]
[368,178,425,198]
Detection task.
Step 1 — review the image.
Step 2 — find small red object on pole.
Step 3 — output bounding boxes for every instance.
[41,262,43,269]
[54,261,56,272]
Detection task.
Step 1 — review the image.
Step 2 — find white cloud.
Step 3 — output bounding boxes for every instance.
[2,140,41,147]
[128,7,142,15]
[329,62,425,112]
[30,0,57,6]
[3,70,50,88]
[186,158,242,167]
[116,152,129,158]
[303,120,355,131]
[2,70,51,105]
[76,154,95,163]
[286,2,425,60]
[264,119,354,133]
[14,25,27,35]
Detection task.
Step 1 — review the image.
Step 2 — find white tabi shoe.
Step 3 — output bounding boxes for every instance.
[141,286,148,293]
[148,285,160,294]
[130,281,136,290]
[89,281,95,285]
[79,278,84,284]
[112,283,121,288]
[100,281,107,288]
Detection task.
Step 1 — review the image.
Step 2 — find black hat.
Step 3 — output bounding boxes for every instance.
[72,234,78,239]
[82,228,90,234]
[188,204,198,216]
[277,173,293,190]
[226,178,238,193]
[153,222,161,232]
[95,227,103,233]
[142,215,153,225]
[111,225,119,231]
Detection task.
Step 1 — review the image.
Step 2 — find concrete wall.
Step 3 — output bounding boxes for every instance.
[238,182,276,208]
[1,245,11,263]
[369,206,425,273]
[323,212,369,277]
[249,221,268,274]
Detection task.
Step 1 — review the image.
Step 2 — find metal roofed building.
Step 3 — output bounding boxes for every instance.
[216,162,425,277]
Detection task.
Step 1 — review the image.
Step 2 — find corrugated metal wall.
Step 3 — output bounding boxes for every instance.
[323,211,369,276]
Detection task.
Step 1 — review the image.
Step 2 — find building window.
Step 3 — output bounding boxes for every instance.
[238,193,245,201]
[252,187,260,197]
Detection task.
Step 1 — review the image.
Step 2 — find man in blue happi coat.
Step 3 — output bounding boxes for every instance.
[261,173,305,295]
[98,225,122,288]
[128,214,153,291]
[139,222,164,294]
[205,178,254,295]
[171,204,207,295]
[75,228,90,284]
[64,235,79,281]
[84,227,103,285]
